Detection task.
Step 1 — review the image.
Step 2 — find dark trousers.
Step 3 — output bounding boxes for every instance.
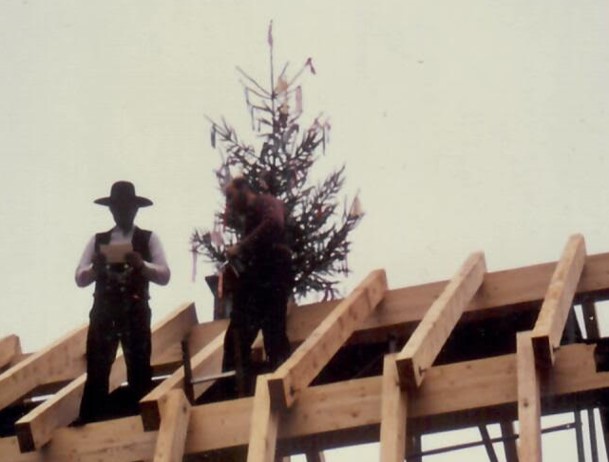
[79,296,152,422]
[222,265,292,393]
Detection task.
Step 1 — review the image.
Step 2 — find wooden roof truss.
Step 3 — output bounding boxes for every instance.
[1,234,609,461]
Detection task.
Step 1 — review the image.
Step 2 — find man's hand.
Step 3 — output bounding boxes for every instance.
[92,253,107,274]
[226,244,241,259]
[125,251,145,270]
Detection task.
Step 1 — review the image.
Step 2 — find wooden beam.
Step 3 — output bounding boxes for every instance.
[0,335,21,370]
[4,342,609,461]
[15,302,198,452]
[531,234,586,367]
[0,325,87,412]
[396,253,486,388]
[517,332,542,462]
[140,329,225,431]
[247,375,280,462]
[150,251,609,369]
[267,270,387,410]
[379,354,407,462]
[153,389,191,462]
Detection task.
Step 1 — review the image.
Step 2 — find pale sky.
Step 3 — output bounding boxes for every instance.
[1,1,609,460]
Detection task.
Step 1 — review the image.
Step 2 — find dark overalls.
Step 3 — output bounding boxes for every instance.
[221,195,293,393]
[79,227,153,422]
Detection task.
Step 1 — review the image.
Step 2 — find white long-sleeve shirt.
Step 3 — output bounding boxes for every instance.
[75,227,170,287]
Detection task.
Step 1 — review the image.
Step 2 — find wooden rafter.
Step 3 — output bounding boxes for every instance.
[2,342,606,461]
[396,252,486,389]
[140,328,225,431]
[153,389,191,462]
[247,374,280,462]
[517,331,542,461]
[380,253,485,461]
[267,269,387,410]
[0,335,21,370]
[0,325,87,412]
[15,302,198,452]
[531,234,586,367]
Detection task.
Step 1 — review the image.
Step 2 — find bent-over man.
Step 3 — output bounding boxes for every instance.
[222,177,293,393]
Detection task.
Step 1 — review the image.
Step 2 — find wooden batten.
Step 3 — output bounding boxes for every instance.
[153,389,191,462]
[267,269,387,411]
[517,331,542,462]
[247,374,280,462]
[15,302,198,452]
[531,234,586,368]
[396,252,486,389]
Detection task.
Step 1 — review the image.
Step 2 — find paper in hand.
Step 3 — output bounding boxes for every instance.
[100,243,133,263]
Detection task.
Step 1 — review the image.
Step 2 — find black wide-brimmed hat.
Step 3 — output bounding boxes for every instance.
[94,181,153,207]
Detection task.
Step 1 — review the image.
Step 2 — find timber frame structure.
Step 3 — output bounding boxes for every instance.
[2,234,609,461]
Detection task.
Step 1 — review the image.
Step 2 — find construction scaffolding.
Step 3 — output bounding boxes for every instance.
[1,233,609,461]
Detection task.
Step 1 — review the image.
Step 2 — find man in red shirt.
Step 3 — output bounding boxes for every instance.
[222,177,293,392]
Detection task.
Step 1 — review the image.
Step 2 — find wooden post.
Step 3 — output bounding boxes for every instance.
[247,375,279,462]
[153,389,191,462]
[531,234,586,368]
[499,421,519,462]
[478,425,499,462]
[379,354,408,462]
[0,335,22,370]
[267,270,387,410]
[304,452,325,462]
[517,331,542,462]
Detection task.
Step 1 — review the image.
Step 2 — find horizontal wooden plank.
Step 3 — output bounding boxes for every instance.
[396,252,486,388]
[5,342,607,461]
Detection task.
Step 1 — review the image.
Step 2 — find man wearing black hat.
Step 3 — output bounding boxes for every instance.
[75,181,170,423]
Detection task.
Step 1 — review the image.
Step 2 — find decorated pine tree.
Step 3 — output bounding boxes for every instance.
[191,23,363,301]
